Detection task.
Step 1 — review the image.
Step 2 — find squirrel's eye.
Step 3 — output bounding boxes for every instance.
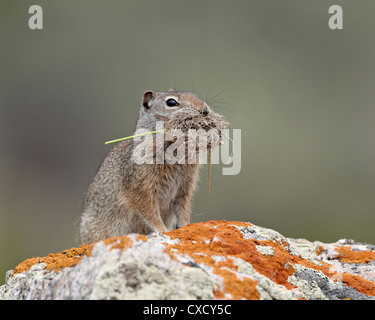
[166,98,179,107]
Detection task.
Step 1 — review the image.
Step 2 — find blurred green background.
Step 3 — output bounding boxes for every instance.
[1,0,375,284]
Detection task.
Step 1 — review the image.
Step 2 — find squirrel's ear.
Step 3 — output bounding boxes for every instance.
[142,90,156,109]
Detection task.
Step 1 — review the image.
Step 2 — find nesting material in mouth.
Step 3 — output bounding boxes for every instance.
[165,108,230,149]
[166,108,229,131]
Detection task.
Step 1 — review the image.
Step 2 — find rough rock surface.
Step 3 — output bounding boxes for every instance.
[1,220,375,300]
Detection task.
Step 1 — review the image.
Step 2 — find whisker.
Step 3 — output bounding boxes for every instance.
[206,88,229,104]
[205,78,219,102]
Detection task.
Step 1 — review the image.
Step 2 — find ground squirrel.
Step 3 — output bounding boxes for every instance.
[78,89,229,244]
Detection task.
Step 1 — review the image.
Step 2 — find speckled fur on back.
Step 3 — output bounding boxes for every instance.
[78,90,229,244]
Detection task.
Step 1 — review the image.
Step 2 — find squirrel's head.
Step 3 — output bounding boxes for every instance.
[140,89,229,131]
[138,89,229,150]
[141,89,210,118]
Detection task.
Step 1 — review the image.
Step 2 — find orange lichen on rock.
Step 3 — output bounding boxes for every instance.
[165,220,329,296]
[165,220,259,299]
[215,255,259,300]
[12,235,134,277]
[103,234,133,250]
[137,234,148,242]
[164,220,375,299]
[342,273,375,296]
[164,220,278,299]
[314,244,375,296]
[251,241,375,297]
[12,243,94,276]
[335,246,375,264]
[316,246,324,256]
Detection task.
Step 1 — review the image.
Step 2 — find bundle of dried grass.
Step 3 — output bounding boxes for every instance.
[166,107,230,149]
[166,107,230,192]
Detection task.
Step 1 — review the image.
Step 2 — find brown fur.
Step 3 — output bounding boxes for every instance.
[78,90,229,244]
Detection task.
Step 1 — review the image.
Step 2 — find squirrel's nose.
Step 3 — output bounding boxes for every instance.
[200,105,210,116]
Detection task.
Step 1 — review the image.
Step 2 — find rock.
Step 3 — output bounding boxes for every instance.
[1,220,375,300]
